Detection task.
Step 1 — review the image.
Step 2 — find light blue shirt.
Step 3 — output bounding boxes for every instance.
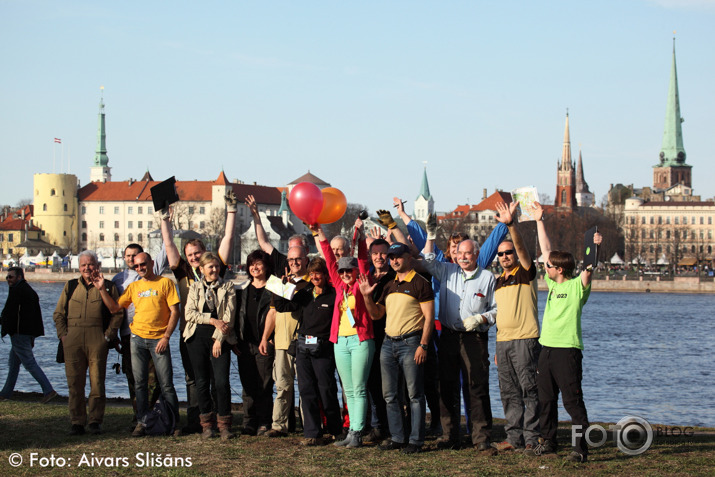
[421,259,497,332]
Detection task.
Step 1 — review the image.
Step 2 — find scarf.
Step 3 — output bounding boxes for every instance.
[201,277,223,313]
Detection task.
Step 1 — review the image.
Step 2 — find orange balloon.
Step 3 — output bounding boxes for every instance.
[317,187,347,224]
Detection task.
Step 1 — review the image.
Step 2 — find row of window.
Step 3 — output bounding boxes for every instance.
[644,245,713,254]
[630,215,713,225]
[81,206,157,215]
[0,248,11,254]
[82,221,153,229]
[80,233,144,243]
[41,204,69,212]
[0,233,14,242]
[635,230,714,240]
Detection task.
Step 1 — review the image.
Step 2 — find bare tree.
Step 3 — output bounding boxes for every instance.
[322,203,369,240]
[201,207,226,252]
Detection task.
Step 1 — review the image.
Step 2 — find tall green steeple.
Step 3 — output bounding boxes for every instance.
[658,38,687,167]
[416,166,432,201]
[93,94,109,167]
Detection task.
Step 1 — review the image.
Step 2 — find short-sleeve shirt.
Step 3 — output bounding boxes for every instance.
[118,276,180,339]
[494,264,539,342]
[539,276,590,350]
[378,269,434,337]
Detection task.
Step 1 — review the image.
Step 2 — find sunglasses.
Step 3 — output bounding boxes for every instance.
[287,258,305,263]
[545,263,555,269]
[497,250,515,257]
[134,262,148,268]
[338,269,355,275]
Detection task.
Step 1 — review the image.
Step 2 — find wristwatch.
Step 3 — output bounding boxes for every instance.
[419,343,428,351]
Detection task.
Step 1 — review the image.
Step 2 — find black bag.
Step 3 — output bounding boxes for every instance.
[297,335,323,357]
[56,279,80,364]
[287,339,297,357]
[144,395,176,436]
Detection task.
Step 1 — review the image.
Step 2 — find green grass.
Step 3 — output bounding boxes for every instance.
[0,396,713,476]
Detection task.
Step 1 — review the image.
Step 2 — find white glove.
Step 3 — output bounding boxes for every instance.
[463,314,486,331]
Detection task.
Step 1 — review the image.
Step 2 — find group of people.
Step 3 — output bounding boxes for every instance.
[0,191,602,463]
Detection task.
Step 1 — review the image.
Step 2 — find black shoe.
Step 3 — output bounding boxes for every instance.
[242,427,257,436]
[426,426,443,437]
[402,443,422,455]
[181,425,202,435]
[88,423,102,435]
[69,424,85,436]
[364,428,385,443]
[378,439,406,451]
[528,438,557,457]
[337,426,349,441]
[564,451,587,463]
[437,438,461,450]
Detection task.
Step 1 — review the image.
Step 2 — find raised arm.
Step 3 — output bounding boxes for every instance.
[581,232,603,288]
[217,190,238,264]
[477,222,508,269]
[160,208,181,269]
[246,194,275,255]
[356,218,370,275]
[495,201,532,270]
[533,202,552,265]
[92,272,123,314]
[310,223,327,259]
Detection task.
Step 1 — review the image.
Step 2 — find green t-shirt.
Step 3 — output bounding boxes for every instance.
[539,276,590,350]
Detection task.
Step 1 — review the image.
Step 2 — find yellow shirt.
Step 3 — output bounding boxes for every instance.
[338,293,358,337]
[119,277,180,339]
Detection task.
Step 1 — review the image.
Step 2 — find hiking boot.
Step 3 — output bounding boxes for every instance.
[492,440,516,451]
[41,390,58,404]
[378,439,405,451]
[522,443,536,456]
[564,451,587,463]
[363,428,385,443]
[241,426,257,436]
[200,413,216,440]
[256,425,269,436]
[476,442,498,456]
[301,436,323,446]
[402,443,422,455]
[217,415,235,441]
[88,423,102,435]
[437,437,461,450]
[529,438,557,457]
[69,424,85,436]
[265,429,288,438]
[132,423,146,437]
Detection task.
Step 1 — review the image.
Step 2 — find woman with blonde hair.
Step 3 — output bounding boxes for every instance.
[184,252,236,440]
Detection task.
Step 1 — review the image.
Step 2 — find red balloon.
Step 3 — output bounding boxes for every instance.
[317,187,347,224]
[289,182,324,224]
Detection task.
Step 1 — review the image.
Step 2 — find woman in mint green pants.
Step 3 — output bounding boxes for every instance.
[313,221,375,448]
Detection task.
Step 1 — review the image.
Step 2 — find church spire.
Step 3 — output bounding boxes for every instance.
[416,166,433,201]
[658,38,687,166]
[560,110,573,171]
[89,86,112,182]
[576,150,590,193]
[94,88,109,167]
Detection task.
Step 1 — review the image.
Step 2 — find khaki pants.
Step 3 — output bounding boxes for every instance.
[64,326,108,426]
[271,349,296,432]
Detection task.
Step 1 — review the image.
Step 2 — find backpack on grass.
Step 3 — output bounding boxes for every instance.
[144,395,176,436]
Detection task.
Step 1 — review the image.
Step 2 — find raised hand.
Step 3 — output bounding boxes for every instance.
[91,271,106,290]
[376,209,397,229]
[533,202,544,222]
[495,201,514,225]
[224,189,238,213]
[426,213,438,240]
[358,274,377,297]
[593,232,603,245]
[245,194,259,216]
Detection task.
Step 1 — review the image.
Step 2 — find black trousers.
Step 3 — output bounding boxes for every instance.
[438,329,492,445]
[186,325,232,416]
[366,333,389,432]
[537,346,589,455]
[237,341,274,430]
[423,334,441,428]
[296,338,342,438]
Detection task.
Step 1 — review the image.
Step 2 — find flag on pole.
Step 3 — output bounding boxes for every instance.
[54,138,62,144]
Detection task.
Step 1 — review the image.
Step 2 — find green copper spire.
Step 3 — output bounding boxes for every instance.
[416,166,432,201]
[93,91,109,167]
[278,190,290,214]
[658,38,687,167]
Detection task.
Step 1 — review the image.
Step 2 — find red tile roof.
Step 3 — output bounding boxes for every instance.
[0,218,41,232]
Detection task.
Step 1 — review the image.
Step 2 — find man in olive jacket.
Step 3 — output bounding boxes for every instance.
[0,267,57,403]
[53,251,123,435]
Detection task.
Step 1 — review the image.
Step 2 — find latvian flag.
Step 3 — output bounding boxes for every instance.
[54,138,62,144]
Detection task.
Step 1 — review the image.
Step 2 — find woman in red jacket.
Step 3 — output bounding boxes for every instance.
[312,219,374,448]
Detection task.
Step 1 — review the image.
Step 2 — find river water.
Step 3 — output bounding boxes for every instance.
[0,281,713,427]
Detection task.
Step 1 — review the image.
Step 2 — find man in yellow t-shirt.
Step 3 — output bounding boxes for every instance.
[95,252,180,436]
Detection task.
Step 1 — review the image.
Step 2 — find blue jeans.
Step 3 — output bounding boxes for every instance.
[0,334,54,397]
[130,334,180,424]
[334,335,374,432]
[381,335,425,446]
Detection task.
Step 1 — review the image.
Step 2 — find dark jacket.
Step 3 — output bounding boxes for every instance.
[236,283,273,344]
[1,279,44,338]
[274,283,336,340]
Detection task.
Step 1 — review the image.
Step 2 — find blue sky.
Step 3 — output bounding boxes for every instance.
[2,0,714,215]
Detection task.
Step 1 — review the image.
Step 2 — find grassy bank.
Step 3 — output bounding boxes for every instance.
[0,394,713,476]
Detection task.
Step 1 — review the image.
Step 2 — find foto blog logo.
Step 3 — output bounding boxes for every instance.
[572,415,654,456]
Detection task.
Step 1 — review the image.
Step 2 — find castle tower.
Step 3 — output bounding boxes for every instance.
[89,90,112,183]
[32,173,79,252]
[555,112,576,209]
[653,38,691,190]
[575,150,595,207]
[413,166,434,221]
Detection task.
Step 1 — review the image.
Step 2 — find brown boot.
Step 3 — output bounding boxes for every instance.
[200,413,216,439]
[217,414,235,441]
